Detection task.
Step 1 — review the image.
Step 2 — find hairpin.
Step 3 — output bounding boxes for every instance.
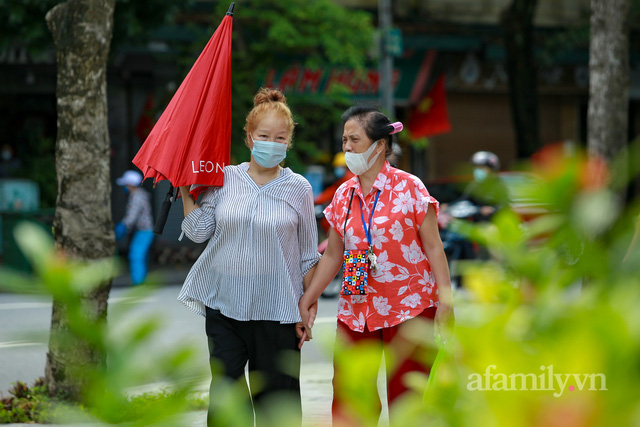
[389,122,403,134]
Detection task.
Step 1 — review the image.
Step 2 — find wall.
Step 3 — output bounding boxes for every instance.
[425,92,582,179]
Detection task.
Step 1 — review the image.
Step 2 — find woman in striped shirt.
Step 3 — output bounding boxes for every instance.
[178,88,320,426]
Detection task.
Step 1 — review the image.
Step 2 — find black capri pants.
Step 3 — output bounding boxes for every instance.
[205,307,301,426]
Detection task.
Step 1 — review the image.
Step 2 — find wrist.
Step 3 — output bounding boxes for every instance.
[438,295,454,307]
[300,291,316,306]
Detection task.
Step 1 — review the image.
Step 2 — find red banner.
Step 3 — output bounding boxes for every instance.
[408,75,451,138]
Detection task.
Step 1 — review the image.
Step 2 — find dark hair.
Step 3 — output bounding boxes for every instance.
[341,105,396,157]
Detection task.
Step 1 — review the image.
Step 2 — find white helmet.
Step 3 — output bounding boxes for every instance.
[471,151,500,171]
[116,170,143,187]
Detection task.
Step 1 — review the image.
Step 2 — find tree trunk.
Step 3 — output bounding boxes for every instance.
[45,0,115,401]
[502,0,540,159]
[588,0,630,167]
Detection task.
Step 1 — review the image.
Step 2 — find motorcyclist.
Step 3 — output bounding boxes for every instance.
[463,150,510,221]
[439,151,509,286]
[440,151,509,227]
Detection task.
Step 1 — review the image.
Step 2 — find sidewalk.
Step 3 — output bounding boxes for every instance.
[3,353,335,427]
[4,267,338,427]
[110,263,191,287]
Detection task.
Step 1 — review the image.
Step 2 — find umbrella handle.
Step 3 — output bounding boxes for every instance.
[227,3,235,16]
[153,184,176,235]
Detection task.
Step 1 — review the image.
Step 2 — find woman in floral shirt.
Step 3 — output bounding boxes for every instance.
[299,105,454,424]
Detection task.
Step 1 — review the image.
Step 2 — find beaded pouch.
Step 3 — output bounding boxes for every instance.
[341,249,369,296]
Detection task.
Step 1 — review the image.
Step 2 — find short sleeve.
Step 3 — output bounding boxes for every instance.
[413,177,439,227]
[323,184,352,238]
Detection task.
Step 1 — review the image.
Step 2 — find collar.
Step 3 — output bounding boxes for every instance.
[343,161,392,199]
[240,162,291,177]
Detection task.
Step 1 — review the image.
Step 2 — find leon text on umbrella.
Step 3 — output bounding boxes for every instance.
[192,160,226,174]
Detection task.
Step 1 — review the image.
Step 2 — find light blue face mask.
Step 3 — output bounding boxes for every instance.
[251,138,287,168]
[473,167,488,182]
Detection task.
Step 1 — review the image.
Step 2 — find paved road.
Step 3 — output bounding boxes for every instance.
[0,279,348,426]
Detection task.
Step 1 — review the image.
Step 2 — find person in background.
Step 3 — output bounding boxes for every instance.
[314,152,354,206]
[178,87,320,427]
[463,150,509,221]
[0,144,22,178]
[114,170,154,285]
[314,152,355,236]
[299,105,454,425]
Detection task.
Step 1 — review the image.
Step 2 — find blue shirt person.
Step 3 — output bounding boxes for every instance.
[115,170,154,285]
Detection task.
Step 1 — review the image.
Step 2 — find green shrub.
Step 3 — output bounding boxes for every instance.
[0,378,208,424]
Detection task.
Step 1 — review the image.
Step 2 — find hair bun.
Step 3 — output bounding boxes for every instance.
[253,87,287,107]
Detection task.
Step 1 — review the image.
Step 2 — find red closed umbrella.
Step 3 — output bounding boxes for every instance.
[132,3,235,233]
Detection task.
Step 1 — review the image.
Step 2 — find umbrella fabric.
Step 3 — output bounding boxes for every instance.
[133,12,232,199]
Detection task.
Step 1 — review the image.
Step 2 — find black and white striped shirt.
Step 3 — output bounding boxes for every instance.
[178,163,321,323]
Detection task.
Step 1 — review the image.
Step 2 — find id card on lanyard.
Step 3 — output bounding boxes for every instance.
[341,188,381,296]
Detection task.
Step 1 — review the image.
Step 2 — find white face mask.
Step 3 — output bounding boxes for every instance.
[344,141,381,175]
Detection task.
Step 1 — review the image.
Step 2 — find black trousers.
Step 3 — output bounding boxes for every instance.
[205,307,301,427]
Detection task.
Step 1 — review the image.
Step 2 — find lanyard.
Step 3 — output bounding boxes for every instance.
[343,188,381,271]
[358,190,380,246]
[343,188,356,247]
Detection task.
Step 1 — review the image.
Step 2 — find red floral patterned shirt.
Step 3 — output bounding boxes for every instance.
[324,162,440,332]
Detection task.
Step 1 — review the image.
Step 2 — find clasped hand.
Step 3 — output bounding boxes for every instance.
[296,297,317,349]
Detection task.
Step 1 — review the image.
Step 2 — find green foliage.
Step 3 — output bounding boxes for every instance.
[205,0,375,173]
[0,0,59,55]
[111,0,196,49]
[539,25,590,67]
[215,0,373,70]
[284,88,354,172]
[0,378,208,424]
[0,223,211,425]
[441,145,640,426]
[0,379,52,423]
[631,0,640,26]
[0,0,194,54]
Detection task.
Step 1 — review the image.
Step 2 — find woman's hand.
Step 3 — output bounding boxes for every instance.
[419,205,455,341]
[296,322,312,349]
[299,295,318,329]
[179,186,199,217]
[297,298,317,349]
[434,303,455,342]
